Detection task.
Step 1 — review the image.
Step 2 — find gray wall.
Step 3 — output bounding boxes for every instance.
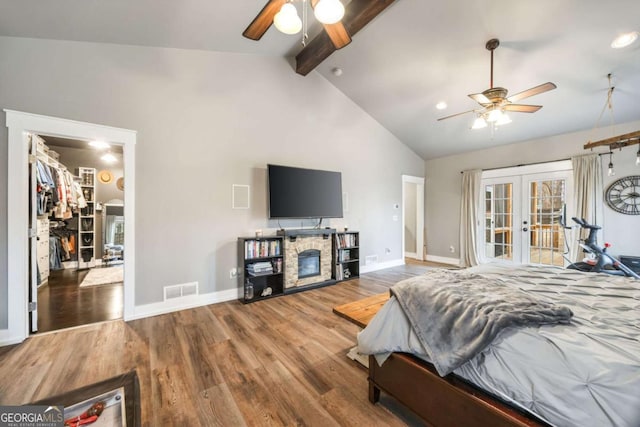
[46,144,124,258]
[0,36,424,325]
[404,181,417,253]
[425,119,640,260]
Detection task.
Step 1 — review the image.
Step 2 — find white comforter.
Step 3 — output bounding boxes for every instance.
[357,264,640,427]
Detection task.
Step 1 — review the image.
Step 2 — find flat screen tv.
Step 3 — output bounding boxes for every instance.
[268,164,343,219]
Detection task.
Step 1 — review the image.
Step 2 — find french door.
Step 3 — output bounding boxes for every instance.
[482,165,573,266]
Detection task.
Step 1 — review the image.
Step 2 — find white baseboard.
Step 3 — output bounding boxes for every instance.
[0,329,24,347]
[128,288,239,321]
[360,258,405,274]
[404,252,417,259]
[426,254,460,266]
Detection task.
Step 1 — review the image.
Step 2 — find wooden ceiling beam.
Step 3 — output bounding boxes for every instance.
[243,0,287,41]
[584,130,640,150]
[295,0,398,76]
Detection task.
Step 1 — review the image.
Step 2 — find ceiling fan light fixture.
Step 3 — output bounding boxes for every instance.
[486,108,503,123]
[496,113,512,126]
[611,31,639,49]
[274,3,302,35]
[472,117,488,129]
[314,0,345,24]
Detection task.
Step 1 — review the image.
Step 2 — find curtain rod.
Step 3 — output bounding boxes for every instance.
[460,158,571,174]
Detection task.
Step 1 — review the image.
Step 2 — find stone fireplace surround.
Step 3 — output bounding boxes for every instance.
[280,229,334,290]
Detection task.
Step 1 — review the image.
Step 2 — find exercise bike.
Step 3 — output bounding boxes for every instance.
[562,216,639,279]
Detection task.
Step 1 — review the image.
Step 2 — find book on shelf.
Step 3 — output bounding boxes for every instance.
[247,261,273,276]
[244,239,282,259]
[335,233,357,249]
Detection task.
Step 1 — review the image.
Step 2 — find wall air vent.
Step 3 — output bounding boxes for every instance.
[164,282,199,301]
[365,255,378,265]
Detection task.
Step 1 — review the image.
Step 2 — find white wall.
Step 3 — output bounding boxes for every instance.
[0,36,424,327]
[425,120,640,260]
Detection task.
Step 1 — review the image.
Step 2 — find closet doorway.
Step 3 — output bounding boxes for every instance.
[402,175,425,261]
[5,110,136,345]
[31,135,125,333]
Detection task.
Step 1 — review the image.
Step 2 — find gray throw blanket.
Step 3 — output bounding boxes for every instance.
[391,269,573,376]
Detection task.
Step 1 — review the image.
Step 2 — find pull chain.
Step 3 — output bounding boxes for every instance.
[301,0,309,46]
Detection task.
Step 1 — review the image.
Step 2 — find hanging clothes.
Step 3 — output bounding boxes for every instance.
[49,237,62,270]
[35,159,56,215]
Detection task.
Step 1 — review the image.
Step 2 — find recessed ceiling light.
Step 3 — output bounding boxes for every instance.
[332,67,343,77]
[88,140,110,150]
[611,31,639,48]
[101,152,118,163]
[436,101,447,110]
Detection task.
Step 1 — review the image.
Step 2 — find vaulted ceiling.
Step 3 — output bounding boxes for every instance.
[1,0,639,159]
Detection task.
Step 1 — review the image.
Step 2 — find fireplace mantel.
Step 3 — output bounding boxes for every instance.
[277,228,336,240]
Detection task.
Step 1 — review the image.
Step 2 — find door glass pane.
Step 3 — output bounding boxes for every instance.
[528,179,566,266]
[484,183,513,261]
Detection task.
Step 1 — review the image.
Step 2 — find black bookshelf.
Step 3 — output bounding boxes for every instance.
[238,236,284,304]
[333,231,360,281]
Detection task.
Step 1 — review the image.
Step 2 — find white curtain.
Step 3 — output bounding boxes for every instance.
[570,154,603,262]
[459,169,482,267]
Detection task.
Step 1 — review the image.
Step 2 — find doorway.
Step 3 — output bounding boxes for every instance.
[481,162,573,266]
[30,134,125,333]
[402,175,425,261]
[4,110,136,345]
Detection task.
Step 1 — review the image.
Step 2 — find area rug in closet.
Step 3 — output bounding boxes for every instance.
[80,266,124,287]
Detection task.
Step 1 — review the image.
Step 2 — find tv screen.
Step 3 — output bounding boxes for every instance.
[268,164,343,219]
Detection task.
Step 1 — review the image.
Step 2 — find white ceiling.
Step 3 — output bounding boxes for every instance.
[1,0,639,159]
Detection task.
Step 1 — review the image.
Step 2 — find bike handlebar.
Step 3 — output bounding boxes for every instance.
[572,217,601,230]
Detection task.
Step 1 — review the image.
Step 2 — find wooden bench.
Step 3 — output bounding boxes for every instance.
[332,292,389,328]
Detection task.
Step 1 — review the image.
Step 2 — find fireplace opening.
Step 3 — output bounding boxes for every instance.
[298,249,321,279]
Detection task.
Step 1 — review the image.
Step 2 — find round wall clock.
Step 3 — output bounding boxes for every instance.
[605,175,640,215]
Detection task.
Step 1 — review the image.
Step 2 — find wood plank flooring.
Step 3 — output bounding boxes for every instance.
[0,263,439,426]
[37,268,123,333]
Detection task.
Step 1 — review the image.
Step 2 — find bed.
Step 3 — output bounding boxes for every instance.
[357,264,640,427]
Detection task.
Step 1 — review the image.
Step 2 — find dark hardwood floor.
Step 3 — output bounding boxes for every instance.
[37,268,123,333]
[1,264,436,426]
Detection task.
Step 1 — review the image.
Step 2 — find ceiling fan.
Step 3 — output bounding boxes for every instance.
[438,39,557,127]
[243,0,352,49]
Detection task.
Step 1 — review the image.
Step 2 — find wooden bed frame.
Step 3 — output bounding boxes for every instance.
[368,353,549,427]
[334,293,551,426]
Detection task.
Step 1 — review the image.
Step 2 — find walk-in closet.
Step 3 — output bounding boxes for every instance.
[31,134,125,333]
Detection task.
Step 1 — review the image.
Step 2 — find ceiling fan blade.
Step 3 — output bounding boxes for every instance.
[507,82,557,103]
[323,21,352,49]
[503,104,542,113]
[243,0,287,40]
[468,93,491,105]
[437,110,476,121]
